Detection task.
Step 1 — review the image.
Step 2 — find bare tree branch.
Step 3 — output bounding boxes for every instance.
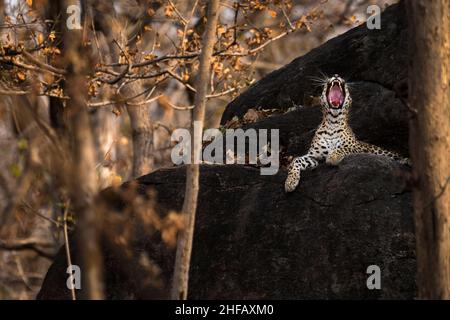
[0,238,55,259]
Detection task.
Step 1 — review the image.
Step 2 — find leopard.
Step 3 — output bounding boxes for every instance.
[285,74,409,193]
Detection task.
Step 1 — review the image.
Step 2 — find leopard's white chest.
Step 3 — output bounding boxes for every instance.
[327,136,344,150]
[313,110,350,153]
[315,132,344,152]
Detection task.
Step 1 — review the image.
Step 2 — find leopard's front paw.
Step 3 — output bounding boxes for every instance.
[326,153,342,166]
[285,170,300,193]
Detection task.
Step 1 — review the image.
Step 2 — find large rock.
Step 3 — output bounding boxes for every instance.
[37,1,416,299]
[38,159,415,300]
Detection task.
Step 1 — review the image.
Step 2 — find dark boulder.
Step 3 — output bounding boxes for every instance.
[38,159,415,300]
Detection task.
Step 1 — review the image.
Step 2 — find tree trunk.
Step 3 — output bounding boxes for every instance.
[170,0,221,300]
[90,0,155,179]
[127,105,154,178]
[407,0,450,299]
[0,1,4,24]
[123,1,158,178]
[61,0,104,300]
[40,0,67,133]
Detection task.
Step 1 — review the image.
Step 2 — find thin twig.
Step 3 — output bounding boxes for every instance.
[21,50,66,75]
[281,1,295,30]
[0,238,55,259]
[168,0,188,25]
[0,88,29,95]
[166,100,194,111]
[13,253,32,291]
[63,201,76,300]
[21,201,64,229]
[180,0,199,55]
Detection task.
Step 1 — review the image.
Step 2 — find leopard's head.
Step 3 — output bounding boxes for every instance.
[321,74,351,110]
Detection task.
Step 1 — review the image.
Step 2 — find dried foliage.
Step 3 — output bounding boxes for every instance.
[0,0,396,299]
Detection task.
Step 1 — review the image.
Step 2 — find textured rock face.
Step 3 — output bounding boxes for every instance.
[38,160,415,300]
[37,2,416,300]
[146,159,415,299]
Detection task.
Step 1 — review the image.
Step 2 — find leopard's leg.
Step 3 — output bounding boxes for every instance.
[326,142,410,166]
[325,146,353,166]
[285,154,320,192]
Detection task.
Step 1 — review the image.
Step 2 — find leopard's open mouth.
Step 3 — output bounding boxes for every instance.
[326,79,345,108]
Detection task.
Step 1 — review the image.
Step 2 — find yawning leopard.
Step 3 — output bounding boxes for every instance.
[285,74,409,193]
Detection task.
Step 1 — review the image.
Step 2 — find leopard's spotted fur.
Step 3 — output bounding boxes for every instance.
[285,74,409,193]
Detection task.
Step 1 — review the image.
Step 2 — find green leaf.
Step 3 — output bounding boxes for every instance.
[10,164,22,178]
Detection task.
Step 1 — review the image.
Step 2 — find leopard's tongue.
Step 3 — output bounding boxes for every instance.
[328,84,344,106]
